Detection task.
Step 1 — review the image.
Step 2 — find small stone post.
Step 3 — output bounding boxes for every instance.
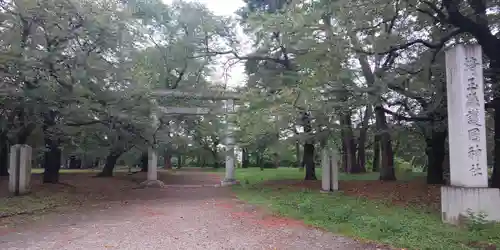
[321,148,339,193]
[441,44,500,224]
[9,144,32,195]
[321,148,331,192]
[147,147,158,181]
[221,99,238,186]
[330,151,339,191]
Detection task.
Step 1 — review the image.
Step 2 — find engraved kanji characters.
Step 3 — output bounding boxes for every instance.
[466,78,480,107]
[464,56,484,177]
[468,145,482,161]
[465,56,479,72]
[468,128,480,142]
[466,108,481,126]
[470,164,483,176]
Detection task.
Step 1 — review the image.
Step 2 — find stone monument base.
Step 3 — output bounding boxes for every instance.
[139,179,165,188]
[320,189,335,194]
[220,179,239,187]
[441,186,500,224]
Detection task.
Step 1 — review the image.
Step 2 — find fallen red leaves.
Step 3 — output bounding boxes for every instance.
[214,197,307,229]
[256,215,305,228]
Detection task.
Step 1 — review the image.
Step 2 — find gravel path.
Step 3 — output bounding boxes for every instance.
[0,172,389,250]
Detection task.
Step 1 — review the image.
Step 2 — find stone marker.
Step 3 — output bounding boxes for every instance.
[9,144,32,195]
[442,44,500,224]
[321,148,338,193]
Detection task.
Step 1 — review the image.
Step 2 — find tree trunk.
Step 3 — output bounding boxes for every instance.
[196,155,201,167]
[295,140,301,169]
[76,157,82,169]
[492,99,500,188]
[375,106,396,181]
[42,138,61,183]
[201,155,206,168]
[16,124,34,145]
[140,152,148,172]
[301,111,316,180]
[164,152,172,169]
[42,111,61,184]
[372,135,380,172]
[93,158,100,168]
[177,155,183,169]
[0,133,9,176]
[303,143,316,180]
[98,150,122,177]
[273,153,280,168]
[242,148,250,168]
[356,136,367,173]
[426,129,447,184]
[379,135,396,180]
[357,106,371,173]
[68,156,79,169]
[341,128,348,172]
[340,113,358,173]
[211,151,219,168]
[211,140,219,168]
[344,114,361,173]
[256,151,264,170]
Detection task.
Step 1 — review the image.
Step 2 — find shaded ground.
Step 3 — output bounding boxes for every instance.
[263,177,441,212]
[0,170,391,250]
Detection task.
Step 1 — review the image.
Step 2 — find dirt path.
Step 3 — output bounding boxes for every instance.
[0,171,388,250]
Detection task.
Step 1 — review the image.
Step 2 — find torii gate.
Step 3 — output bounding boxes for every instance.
[140,89,241,187]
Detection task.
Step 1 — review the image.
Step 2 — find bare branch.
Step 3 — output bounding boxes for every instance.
[355,28,462,55]
[382,107,435,121]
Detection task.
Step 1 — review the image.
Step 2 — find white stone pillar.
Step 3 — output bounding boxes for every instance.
[321,148,339,193]
[224,140,235,180]
[321,148,331,192]
[442,44,500,224]
[446,44,488,186]
[9,144,32,195]
[330,151,339,191]
[221,99,238,186]
[140,102,164,188]
[147,147,158,181]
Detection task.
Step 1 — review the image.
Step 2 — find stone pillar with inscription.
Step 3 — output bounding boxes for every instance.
[441,44,500,224]
[221,99,238,186]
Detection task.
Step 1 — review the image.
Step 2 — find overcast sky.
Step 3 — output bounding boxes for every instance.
[162,0,248,88]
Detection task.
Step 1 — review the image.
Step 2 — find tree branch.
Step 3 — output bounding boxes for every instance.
[64,120,102,127]
[355,28,462,56]
[382,108,436,121]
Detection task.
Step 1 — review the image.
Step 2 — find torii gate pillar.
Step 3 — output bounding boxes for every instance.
[221,99,238,186]
[140,107,165,188]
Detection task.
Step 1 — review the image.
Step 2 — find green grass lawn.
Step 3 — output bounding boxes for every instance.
[230,167,500,250]
[229,167,425,183]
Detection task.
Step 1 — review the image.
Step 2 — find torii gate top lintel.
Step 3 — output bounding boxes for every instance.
[152,89,241,101]
[153,89,240,115]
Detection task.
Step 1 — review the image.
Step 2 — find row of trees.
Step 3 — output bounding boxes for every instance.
[0,0,262,181]
[231,0,500,187]
[2,0,499,189]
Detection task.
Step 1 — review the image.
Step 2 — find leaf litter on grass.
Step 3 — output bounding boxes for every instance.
[236,177,500,250]
[0,171,180,224]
